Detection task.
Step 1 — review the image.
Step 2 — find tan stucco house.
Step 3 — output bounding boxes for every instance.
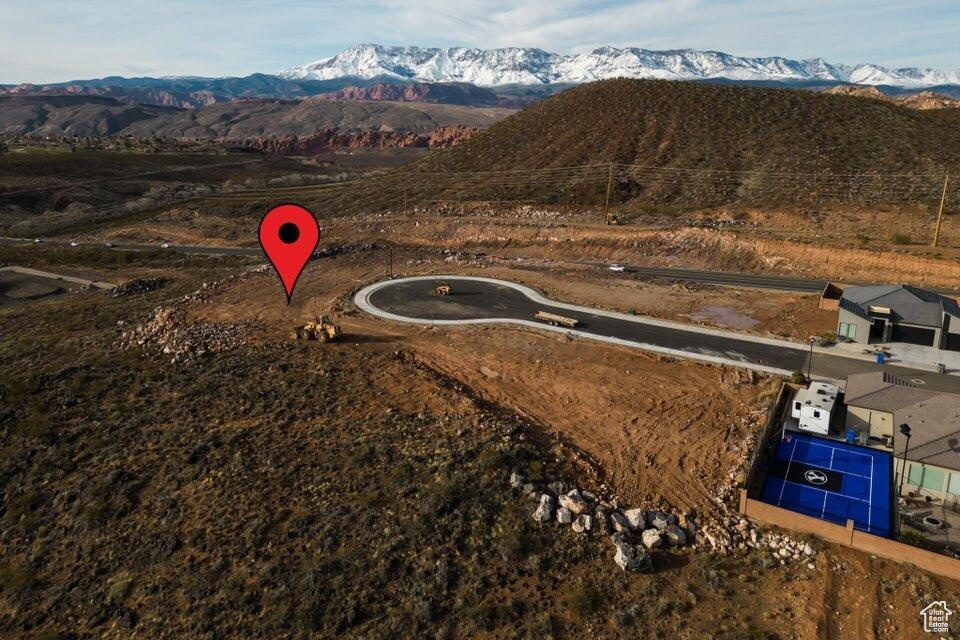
[845,372,960,504]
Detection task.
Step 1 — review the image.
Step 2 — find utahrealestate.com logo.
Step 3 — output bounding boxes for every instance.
[920,601,953,633]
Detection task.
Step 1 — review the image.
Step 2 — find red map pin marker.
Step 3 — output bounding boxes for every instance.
[258,204,319,304]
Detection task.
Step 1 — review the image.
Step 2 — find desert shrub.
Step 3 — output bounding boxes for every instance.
[790,370,808,384]
[561,579,606,616]
[890,233,912,245]
[0,561,38,602]
[817,332,837,347]
[899,530,933,550]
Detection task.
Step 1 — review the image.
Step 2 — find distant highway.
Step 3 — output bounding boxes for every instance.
[356,275,960,394]
[4,236,957,296]
[580,262,829,293]
[0,237,261,257]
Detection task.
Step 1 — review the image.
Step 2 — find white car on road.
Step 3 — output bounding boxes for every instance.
[608,264,625,272]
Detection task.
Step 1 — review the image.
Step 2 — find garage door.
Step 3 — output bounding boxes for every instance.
[892,324,936,346]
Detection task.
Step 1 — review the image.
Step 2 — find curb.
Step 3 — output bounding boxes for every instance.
[355,275,795,377]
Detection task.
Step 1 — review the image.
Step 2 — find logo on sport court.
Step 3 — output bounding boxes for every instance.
[804,469,828,485]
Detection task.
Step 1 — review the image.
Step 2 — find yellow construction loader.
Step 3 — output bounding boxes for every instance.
[291,315,341,342]
[434,283,452,295]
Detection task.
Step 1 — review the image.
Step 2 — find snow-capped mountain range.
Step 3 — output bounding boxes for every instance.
[279,44,960,89]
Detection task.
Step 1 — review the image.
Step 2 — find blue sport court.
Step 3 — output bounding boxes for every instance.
[760,432,893,538]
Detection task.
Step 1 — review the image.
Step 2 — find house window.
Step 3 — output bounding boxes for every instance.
[909,464,945,491]
[908,464,923,486]
[795,402,801,411]
[923,468,945,491]
[838,322,857,340]
[949,473,960,496]
[813,410,821,418]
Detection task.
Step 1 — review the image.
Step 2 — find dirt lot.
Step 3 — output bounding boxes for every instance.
[90,209,960,292]
[3,245,960,638]
[197,256,775,515]
[0,271,68,306]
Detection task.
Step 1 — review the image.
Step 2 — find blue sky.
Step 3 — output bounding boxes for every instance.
[3,0,959,83]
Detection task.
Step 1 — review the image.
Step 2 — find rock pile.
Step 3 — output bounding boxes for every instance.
[117,268,266,363]
[514,472,819,572]
[118,306,248,363]
[697,514,817,566]
[109,277,169,298]
[513,473,697,573]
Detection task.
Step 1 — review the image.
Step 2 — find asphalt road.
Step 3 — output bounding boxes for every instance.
[581,262,830,293]
[0,237,260,256]
[364,276,960,394]
[7,237,957,296]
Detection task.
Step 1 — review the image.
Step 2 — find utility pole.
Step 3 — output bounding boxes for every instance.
[933,175,949,248]
[403,184,408,216]
[806,337,815,380]
[603,163,614,225]
[898,423,912,498]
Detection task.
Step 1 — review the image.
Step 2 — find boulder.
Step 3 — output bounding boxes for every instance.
[613,542,653,573]
[509,471,525,489]
[679,513,698,541]
[802,543,815,556]
[623,508,646,531]
[704,531,718,551]
[533,494,555,523]
[613,543,638,571]
[594,506,612,534]
[647,511,675,530]
[635,546,653,572]
[610,511,630,532]
[522,482,538,496]
[662,524,687,547]
[641,528,664,549]
[610,530,636,546]
[547,481,566,496]
[556,507,573,524]
[572,514,593,534]
[581,490,597,501]
[559,491,589,515]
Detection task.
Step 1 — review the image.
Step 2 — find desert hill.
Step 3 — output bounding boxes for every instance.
[413,79,960,208]
[826,85,960,110]
[0,95,513,148]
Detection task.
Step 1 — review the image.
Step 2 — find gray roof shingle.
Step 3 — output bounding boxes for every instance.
[845,372,960,470]
[839,284,960,328]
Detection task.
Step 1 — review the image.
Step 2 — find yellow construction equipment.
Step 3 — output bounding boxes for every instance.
[434,283,452,295]
[291,315,341,342]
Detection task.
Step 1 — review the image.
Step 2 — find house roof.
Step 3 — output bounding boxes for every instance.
[844,372,935,413]
[840,284,960,328]
[895,395,960,470]
[846,372,960,470]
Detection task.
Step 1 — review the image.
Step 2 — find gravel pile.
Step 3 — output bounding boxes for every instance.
[109,277,169,298]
